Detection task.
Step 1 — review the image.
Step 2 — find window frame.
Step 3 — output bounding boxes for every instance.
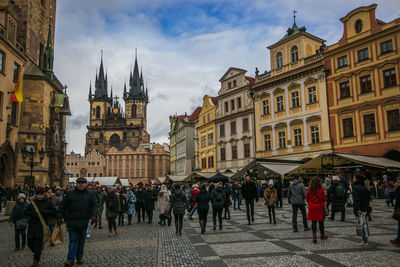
[387,109,400,132]
[276,52,283,68]
[363,113,376,135]
[291,91,300,108]
[242,118,249,132]
[291,46,298,62]
[293,128,302,146]
[383,68,397,88]
[220,147,226,161]
[219,124,225,137]
[0,49,5,73]
[264,134,271,151]
[237,97,241,109]
[276,95,284,112]
[278,131,286,149]
[337,55,348,68]
[357,48,369,62]
[231,121,237,135]
[207,133,213,146]
[339,81,351,99]
[360,74,372,93]
[244,143,250,158]
[262,99,269,115]
[307,86,317,104]
[380,40,393,54]
[342,118,354,138]
[310,125,320,144]
[231,145,238,160]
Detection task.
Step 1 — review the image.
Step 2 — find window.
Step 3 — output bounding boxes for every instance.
[293,128,302,146]
[119,156,122,167]
[228,82,232,89]
[207,113,210,121]
[291,46,298,62]
[387,109,400,132]
[220,148,226,161]
[342,118,354,137]
[355,19,363,33]
[337,56,348,68]
[363,114,376,134]
[308,86,317,104]
[278,132,286,149]
[0,50,4,73]
[243,118,249,132]
[276,52,283,68]
[95,106,100,119]
[310,126,320,144]
[244,143,250,158]
[231,99,235,111]
[141,170,145,177]
[201,136,206,148]
[203,116,205,123]
[208,156,214,168]
[11,102,17,125]
[220,124,225,137]
[13,62,20,82]
[108,159,112,168]
[231,121,236,135]
[136,170,140,177]
[360,75,372,93]
[201,158,207,169]
[232,146,237,159]
[380,40,393,54]
[262,100,269,115]
[207,133,213,145]
[264,134,271,150]
[339,81,350,98]
[383,68,397,88]
[131,104,137,118]
[237,97,241,109]
[357,48,369,62]
[233,80,237,87]
[0,92,3,118]
[291,91,300,108]
[276,96,284,112]
[224,102,229,112]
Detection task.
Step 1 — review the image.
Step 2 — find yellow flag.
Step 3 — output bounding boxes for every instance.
[12,72,23,103]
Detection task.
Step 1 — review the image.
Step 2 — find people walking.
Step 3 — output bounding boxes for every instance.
[105,187,120,237]
[144,184,157,224]
[126,188,136,225]
[118,191,127,226]
[327,176,347,221]
[158,185,169,226]
[241,176,258,225]
[306,177,328,243]
[195,184,210,234]
[275,178,283,208]
[390,177,400,246]
[9,193,29,251]
[95,186,106,229]
[232,181,241,210]
[264,180,277,224]
[170,184,187,235]
[211,183,225,230]
[24,187,56,267]
[188,184,199,220]
[288,176,310,232]
[135,183,146,223]
[57,177,98,267]
[223,183,231,220]
[352,174,372,246]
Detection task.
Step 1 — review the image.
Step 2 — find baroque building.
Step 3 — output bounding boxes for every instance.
[169,107,200,175]
[1,0,70,187]
[324,4,400,158]
[253,18,331,160]
[65,150,105,178]
[85,54,150,155]
[215,68,255,172]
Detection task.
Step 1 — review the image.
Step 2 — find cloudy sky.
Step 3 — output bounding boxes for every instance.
[53,0,398,154]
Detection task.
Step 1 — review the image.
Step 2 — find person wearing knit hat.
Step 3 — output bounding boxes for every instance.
[264,180,277,224]
[9,192,29,251]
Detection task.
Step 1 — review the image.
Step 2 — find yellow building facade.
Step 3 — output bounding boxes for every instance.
[195,95,218,172]
[325,4,400,157]
[253,21,332,160]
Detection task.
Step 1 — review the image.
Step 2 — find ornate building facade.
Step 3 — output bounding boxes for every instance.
[325,4,400,158]
[65,150,106,179]
[85,54,150,155]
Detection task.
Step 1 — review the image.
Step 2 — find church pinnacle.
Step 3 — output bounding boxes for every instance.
[93,50,109,100]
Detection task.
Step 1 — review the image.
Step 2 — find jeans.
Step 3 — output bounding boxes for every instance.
[212,207,223,228]
[14,226,26,249]
[146,208,153,222]
[189,206,197,218]
[67,228,87,261]
[268,205,276,222]
[245,199,255,223]
[292,204,308,229]
[233,194,241,209]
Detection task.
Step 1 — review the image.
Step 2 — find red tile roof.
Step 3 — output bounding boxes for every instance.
[245,76,255,84]
[189,107,202,122]
[211,97,218,105]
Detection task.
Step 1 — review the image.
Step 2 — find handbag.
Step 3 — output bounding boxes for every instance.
[15,218,28,229]
[311,190,329,218]
[393,207,400,221]
[50,225,64,245]
[31,199,50,244]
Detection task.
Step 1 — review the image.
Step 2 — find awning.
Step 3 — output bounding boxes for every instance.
[336,153,400,169]
[168,175,190,182]
[259,162,302,176]
[92,177,120,186]
[120,179,130,186]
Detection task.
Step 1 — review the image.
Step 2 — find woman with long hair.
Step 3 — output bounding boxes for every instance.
[306,177,328,243]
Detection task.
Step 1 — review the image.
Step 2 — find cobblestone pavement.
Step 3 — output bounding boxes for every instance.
[161,200,400,267]
[0,214,158,266]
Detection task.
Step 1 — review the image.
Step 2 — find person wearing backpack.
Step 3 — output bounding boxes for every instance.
[327,176,347,221]
[211,183,225,230]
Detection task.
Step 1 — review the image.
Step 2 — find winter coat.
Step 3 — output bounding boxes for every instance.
[190,188,199,206]
[97,191,107,212]
[241,181,258,202]
[195,189,210,210]
[232,184,240,196]
[327,180,346,212]
[126,192,136,215]
[24,198,56,239]
[48,194,63,225]
[158,189,170,214]
[211,187,225,209]
[223,187,232,208]
[263,187,278,207]
[135,190,145,208]
[57,188,98,230]
[288,179,307,205]
[119,194,128,214]
[306,188,327,221]
[275,180,283,199]
[9,200,29,223]
[144,189,157,210]
[170,189,187,215]
[105,192,120,218]
[352,183,371,213]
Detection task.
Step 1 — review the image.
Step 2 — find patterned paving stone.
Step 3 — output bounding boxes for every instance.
[284,237,361,251]
[210,240,288,256]
[201,232,261,243]
[223,254,323,267]
[320,251,400,266]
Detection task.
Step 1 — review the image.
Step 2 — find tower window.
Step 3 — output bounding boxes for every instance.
[276,52,283,68]
[131,104,137,118]
[95,106,100,119]
[355,19,363,33]
[291,46,298,62]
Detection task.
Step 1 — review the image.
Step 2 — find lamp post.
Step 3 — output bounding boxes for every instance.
[22,145,45,187]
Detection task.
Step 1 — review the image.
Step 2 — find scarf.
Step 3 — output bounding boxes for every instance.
[106,191,117,211]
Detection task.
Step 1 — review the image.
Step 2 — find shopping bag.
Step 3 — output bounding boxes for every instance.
[50,225,64,245]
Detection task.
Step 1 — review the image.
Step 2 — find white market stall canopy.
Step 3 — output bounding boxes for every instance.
[91,177,121,186]
[120,179,130,187]
[167,175,190,182]
[259,162,303,176]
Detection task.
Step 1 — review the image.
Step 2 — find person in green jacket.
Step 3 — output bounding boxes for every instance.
[105,187,120,237]
[95,186,107,229]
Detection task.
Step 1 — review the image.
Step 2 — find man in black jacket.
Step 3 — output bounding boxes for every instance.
[241,176,259,225]
[144,184,157,224]
[135,183,146,223]
[57,177,98,267]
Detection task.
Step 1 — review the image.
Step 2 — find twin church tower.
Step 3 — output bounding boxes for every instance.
[85,53,150,155]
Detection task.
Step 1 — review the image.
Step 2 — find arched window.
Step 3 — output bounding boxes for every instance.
[131,104,137,118]
[276,52,283,68]
[110,134,120,147]
[95,106,100,119]
[291,46,298,62]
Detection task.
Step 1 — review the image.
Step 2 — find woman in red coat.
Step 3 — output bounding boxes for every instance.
[306,177,328,243]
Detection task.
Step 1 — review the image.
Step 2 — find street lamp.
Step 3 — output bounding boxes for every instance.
[22,145,45,187]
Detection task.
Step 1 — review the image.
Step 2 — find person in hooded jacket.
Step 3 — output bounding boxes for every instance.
[9,193,29,251]
[126,188,136,225]
[211,183,225,230]
[306,177,328,244]
[241,176,258,225]
[170,184,187,235]
[158,185,170,226]
[195,184,210,234]
[144,184,157,224]
[288,176,310,232]
[264,180,277,224]
[223,183,232,220]
[24,187,56,267]
[327,176,347,221]
[352,174,371,246]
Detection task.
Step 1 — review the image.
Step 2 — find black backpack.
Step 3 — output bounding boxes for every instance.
[335,183,346,198]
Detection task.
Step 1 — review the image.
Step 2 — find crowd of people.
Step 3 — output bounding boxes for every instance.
[2,172,400,266]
